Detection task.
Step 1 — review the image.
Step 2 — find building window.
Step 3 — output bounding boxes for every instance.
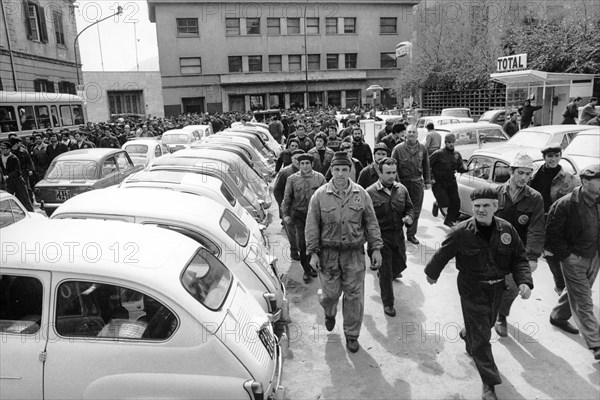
[108,90,143,115]
[269,55,282,72]
[328,91,341,106]
[344,18,356,34]
[308,54,320,71]
[228,56,243,73]
[290,93,304,108]
[345,53,357,69]
[248,56,262,72]
[346,90,360,107]
[58,81,76,94]
[180,57,202,75]
[306,18,319,34]
[250,95,265,111]
[287,18,300,34]
[289,55,302,71]
[380,17,396,34]
[177,18,199,37]
[34,79,54,93]
[246,18,260,35]
[380,52,396,68]
[226,18,240,35]
[326,54,338,70]
[53,12,65,45]
[325,18,337,34]
[24,3,48,43]
[267,18,280,35]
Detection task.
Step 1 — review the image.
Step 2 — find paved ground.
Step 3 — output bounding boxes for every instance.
[265,189,600,400]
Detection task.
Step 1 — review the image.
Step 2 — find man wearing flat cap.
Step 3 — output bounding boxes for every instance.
[546,164,600,361]
[0,141,34,211]
[305,151,383,353]
[492,152,544,337]
[530,145,580,294]
[425,186,532,400]
[429,133,467,227]
[357,143,389,189]
[282,152,326,283]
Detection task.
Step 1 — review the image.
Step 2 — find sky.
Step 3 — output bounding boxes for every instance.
[74,1,159,71]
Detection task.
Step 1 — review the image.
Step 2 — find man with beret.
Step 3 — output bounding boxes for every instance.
[274,149,304,261]
[308,133,335,176]
[530,145,580,294]
[357,143,388,189]
[546,164,600,361]
[429,133,467,227]
[366,157,414,316]
[1,141,34,211]
[286,124,314,152]
[282,152,327,282]
[325,141,363,183]
[376,119,394,144]
[493,153,545,337]
[306,151,383,353]
[425,187,533,400]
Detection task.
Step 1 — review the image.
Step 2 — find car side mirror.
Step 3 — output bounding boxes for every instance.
[479,134,486,146]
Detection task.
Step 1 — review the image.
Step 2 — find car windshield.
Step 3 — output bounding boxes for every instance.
[508,131,551,148]
[565,134,599,157]
[220,208,250,246]
[442,109,470,118]
[479,111,497,121]
[180,248,232,310]
[124,144,148,154]
[162,134,190,144]
[46,160,98,180]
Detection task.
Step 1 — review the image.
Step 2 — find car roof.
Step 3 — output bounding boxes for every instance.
[516,125,599,135]
[125,170,223,188]
[173,148,242,162]
[53,188,225,226]
[53,148,123,162]
[123,139,160,146]
[150,156,231,168]
[419,116,460,121]
[470,147,541,163]
[162,129,193,135]
[182,125,211,130]
[1,218,199,282]
[436,122,502,132]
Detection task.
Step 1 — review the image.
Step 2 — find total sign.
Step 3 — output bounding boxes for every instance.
[497,54,527,72]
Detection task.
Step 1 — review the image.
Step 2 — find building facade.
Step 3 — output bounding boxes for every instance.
[82,71,165,122]
[0,0,79,93]
[147,0,420,116]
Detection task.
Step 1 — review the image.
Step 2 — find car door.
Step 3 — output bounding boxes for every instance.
[99,156,119,187]
[477,128,509,153]
[0,270,51,400]
[454,128,478,159]
[456,156,494,215]
[115,151,139,181]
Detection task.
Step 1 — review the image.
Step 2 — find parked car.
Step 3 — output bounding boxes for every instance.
[441,108,474,123]
[428,122,510,160]
[477,109,507,126]
[455,151,577,216]
[161,128,203,153]
[231,122,283,157]
[182,124,214,138]
[0,218,283,400]
[252,109,281,123]
[148,156,268,225]
[0,191,46,228]
[34,148,143,215]
[405,108,435,124]
[122,138,170,167]
[120,169,268,245]
[415,116,461,141]
[222,129,277,163]
[560,129,599,171]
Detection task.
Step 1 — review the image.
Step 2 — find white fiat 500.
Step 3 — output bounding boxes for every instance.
[0,218,284,400]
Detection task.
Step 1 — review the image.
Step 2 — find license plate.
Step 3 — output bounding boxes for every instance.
[56,190,71,201]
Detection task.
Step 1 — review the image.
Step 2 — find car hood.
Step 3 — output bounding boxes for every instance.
[472,144,540,161]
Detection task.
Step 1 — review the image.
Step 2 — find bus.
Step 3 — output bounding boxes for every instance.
[0,91,86,140]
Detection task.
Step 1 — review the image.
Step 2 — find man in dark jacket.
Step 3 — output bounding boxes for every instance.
[425,187,533,400]
[380,123,405,155]
[561,97,581,124]
[350,127,372,169]
[357,143,388,189]
[69,132,96,150]
[10,137,35,204]
[518,100,542,129]
[1,141,34,211]
[547,164,600,361]
[45,133,69,163]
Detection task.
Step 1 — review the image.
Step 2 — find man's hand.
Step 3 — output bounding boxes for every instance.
[528,260,538,272]
[371,249,382,269]
[283,216,292,224]
[426,275,437,285]
[402,216,413,226]
[309,253,320,271]
[425,183,432,190]
[28,171,33,176]
[519,284,531,299]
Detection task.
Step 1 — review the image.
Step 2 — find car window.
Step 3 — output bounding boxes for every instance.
[9,199,26,224]
[46,160,98,180]
[496,112,506,124]
[466,157,493,180]
[101,157,118,177]
[124,144,148,154]
[115,152,132,171]
[146,223,221,256]
[55,281,178,340]
[154,145,161,157]
[564,133,598,157]
[456,130,477,145]
[220,182,237,207]
[480,128,507,143]
[181,248,232,311]
[0,199,15,228]
[560,135,569,150]
[416,120,425,128]
[493,161,510,183]
[0,274,43,334]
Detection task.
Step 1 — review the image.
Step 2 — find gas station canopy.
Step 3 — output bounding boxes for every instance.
[490,70,595,89]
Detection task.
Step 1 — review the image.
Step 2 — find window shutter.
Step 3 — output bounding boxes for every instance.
[57,81,64,93]
[23,0,32,39]
[38,6,49,43]
[34,79,41,92]
[47,81,55,93]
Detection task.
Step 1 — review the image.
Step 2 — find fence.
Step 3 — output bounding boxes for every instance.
[422,87,507,119]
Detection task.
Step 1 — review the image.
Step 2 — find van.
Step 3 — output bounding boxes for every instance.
[0,218,284,399]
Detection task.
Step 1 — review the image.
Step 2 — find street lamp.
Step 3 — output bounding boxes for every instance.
[74,5,123,86]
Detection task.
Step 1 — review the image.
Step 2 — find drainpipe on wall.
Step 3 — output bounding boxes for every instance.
[0,0,20,91]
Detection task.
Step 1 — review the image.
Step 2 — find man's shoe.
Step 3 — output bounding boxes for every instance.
[310,269,318,278]
[346,338,360,353]
[407,236,420,245]
[459,328,472,357]
[432,202,439,217]
[494,315,508,337]
[554,286,563,296]
[290,252,301,261]
[325,316,335,332]
[550,317,579,334]
[394,272,403,279]
[443,220,455,228]
[384,306,396,317]
[302,272,311,283]
[482,384,497,400]
[592,347,600,360]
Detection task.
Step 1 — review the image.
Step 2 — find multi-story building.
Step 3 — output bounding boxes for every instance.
[0,0,79,93]
[147,0,420,115]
